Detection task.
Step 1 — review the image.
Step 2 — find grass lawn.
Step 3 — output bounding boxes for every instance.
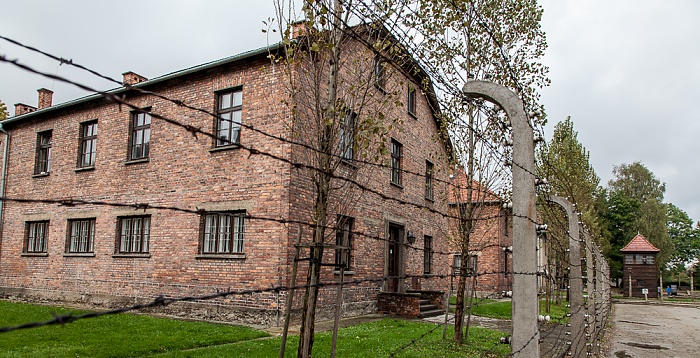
[157,319,509,357]
[0,301,510,357]
[0,300,268,357]
[449,296,569,322]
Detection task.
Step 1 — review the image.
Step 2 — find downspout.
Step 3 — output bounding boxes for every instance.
[0,124,9,265]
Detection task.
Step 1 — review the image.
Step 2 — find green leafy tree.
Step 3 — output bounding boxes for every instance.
[606,161,672,271]
[538,116,604,241]
[666,203,700,270]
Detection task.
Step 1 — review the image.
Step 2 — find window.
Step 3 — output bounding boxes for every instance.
[25,221,49,253]
[625,254,633,264]
[644,255,654,264]
[335,216,354,271]
[374,56,386,90]
[67,219,95,253]
[78,121,98,167]
[130,111,151,160]
[407,85,416,116]
[390,139,402,185]
[339,110,356,161]
[423,236,432,274]
[201,212,245,254]
[216,89,242,147]
[425,160,434,200]
[453,254,477,276]
[117,216,150,254]
[34,131,52,174]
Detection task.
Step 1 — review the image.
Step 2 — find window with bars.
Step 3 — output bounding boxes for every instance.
[78,121,98,167]
[335,216,354,271]
[390,139,402,185]
[423,235,432,274]
[67,218,95,253]
[117,216,150,254]
[453,254,478,276]
[34,131,52,174]
[25,221,49,253]
[201,212,245,254]
[374,56,386,90]
[338,110,356,161]
[407,85,416,116]
[425,160,434,200]
[216,89,242,147]
[130,111,151,160]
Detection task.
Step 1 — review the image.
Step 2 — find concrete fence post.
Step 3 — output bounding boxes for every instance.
[462,80,537,358]
[546,195,585,358]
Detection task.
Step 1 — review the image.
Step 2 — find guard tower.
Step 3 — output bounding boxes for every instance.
[620,234,660,298]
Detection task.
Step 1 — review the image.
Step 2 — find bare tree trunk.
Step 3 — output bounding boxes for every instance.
[297,1,344,357]
[453,108,475,344]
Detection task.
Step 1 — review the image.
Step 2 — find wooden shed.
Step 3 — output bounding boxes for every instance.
[620,234,660,298]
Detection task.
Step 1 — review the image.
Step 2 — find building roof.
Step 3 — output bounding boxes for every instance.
[449,170,502,204]
[620,234,660,253]
[1,43,281,126]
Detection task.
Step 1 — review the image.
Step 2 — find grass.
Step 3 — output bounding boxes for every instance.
[448,296,570,323]
[157,319,510,357]
[0,301,510,357]
[0,301,268,357]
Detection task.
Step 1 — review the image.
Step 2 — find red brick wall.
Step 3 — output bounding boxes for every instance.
[0,36,454,323]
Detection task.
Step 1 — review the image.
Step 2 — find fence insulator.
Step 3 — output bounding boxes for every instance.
[535,177,548,186]
[533,132,545,143]
[536,224,548,233]
[500,336,511,344]
[502,246,513,253]
[502,202,513,209]
[504,137,513,147]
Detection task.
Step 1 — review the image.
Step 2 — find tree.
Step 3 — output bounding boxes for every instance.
[0,100,9,120]
[395,0,549,343]
[666,203,700,270]
[272,2,412,356]
[606,161,672,271]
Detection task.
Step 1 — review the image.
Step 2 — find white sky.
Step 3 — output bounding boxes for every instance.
[1,0,699,222]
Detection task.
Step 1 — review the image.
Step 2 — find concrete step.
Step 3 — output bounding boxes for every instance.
[417,309,444,318]
[420,303,439,312]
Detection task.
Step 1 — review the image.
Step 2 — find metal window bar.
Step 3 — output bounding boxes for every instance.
[80,122,98,167]
[27,222,47,253]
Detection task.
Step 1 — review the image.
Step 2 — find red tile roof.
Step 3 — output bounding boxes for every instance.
[620,234,660,253]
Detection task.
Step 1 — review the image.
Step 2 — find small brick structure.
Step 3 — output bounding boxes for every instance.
[377,290,444,318]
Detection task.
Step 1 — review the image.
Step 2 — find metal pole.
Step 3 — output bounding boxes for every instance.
[279,227,302,358]
[463,81,537,357]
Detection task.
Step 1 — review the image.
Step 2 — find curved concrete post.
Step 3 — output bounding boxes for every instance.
[582,229,594,351]
[546,195,585,358]
[592,242,604,340]
[463,81,537,357]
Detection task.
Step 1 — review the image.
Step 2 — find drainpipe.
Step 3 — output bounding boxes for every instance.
[0,124,8,235]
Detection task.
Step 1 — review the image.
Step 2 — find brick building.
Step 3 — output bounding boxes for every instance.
[0,27,456,324]
[449,172,513,295]
[620,234,660,298]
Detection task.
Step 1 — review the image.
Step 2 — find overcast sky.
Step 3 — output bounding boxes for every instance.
[1,0,699,222]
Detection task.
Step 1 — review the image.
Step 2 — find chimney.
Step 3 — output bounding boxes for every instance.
[14,103,37,116]
[37,88,53,109]
[122,71,147,86]
[291,21,308,39]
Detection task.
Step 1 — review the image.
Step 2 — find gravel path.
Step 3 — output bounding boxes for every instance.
[608,302,700,358]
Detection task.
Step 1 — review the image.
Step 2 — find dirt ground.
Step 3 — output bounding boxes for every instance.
[608,302,700,358]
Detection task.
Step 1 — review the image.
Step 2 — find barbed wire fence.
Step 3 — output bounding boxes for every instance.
[0,1,614,357]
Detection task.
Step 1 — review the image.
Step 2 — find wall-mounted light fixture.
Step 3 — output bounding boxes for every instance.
[407,231,416,244]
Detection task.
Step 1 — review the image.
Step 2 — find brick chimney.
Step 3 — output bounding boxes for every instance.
[291,21,308,39]
[37,88,53,109]
[122,71,147,86]
[14,103,37,116]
